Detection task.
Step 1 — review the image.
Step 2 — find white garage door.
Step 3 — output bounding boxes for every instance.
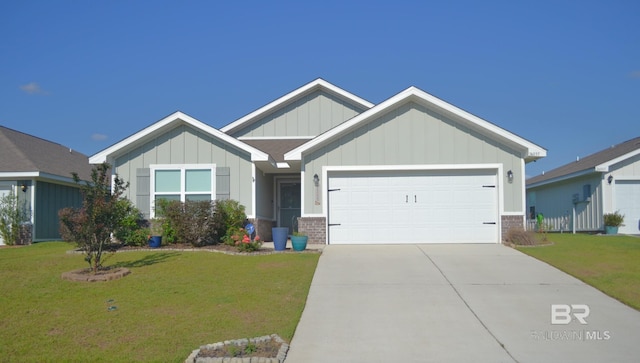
[328,170,499,244]
[615,180,640,234]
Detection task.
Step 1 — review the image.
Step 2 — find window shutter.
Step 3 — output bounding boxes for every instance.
[136,168,151,218]
[216,167,230,200]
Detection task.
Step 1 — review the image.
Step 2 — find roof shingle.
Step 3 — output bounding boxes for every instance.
[0,126,93,181]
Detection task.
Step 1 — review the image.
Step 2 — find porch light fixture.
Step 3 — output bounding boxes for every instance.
[313,173,319,187]
[607,175,613,184]
[507,170,514,183]
[21,184,28,193]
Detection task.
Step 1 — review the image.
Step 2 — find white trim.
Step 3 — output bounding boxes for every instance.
[0,172,81,186]
[149,164,216,218]
[0,172,40,178]
[321,164,502,244]
[300,170,305,222]
[527,169,598,189]
[595,149,640,172]
[276,162,291,169]
[220,79,374,134]
[90,111,270,164]
[249,164,256,220]
[285,87,546,161]
[238,136,315,141]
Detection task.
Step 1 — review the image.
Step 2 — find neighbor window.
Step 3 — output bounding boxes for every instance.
[150,164,215,217]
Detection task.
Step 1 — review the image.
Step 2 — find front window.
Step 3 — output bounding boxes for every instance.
[151,164,215,217]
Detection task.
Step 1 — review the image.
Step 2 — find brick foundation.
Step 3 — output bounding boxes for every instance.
[501,215,524,242]
[248,218,276,242]
[297,217,326,244]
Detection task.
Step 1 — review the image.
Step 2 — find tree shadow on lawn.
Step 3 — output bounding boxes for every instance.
[112,252,179,268]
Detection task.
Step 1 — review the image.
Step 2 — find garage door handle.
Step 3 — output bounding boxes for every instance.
[328,223,341,227]
[483,222,496,225]
[414,195,417,203]
[406,195,408,203]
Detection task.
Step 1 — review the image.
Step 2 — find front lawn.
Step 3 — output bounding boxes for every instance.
[517,233,640,310]
[0,242,320,362]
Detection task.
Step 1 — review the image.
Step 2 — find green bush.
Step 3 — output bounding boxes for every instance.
[162,200,217,247]
[224,226,262,252]
[213,199,246,242]
[112,199,145,244]
[0,190,27,245]
[604,211,624,227]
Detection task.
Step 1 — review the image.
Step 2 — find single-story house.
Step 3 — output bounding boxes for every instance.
[0,126,93,244]
[90,79,546,244]
[526,137,640,234]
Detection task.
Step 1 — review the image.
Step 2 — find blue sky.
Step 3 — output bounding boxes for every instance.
[1,0,638,178]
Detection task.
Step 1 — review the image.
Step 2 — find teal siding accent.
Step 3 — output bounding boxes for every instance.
[34,181,83,240]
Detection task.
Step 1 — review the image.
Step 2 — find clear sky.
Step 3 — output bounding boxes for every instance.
[1,0,638,178]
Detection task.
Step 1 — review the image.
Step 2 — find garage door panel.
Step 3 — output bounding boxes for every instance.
[328,170,498,244]
[615,180,640,234]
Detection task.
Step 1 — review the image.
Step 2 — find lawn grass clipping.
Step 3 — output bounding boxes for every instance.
[517,233,640,310]
[0,242,320,362]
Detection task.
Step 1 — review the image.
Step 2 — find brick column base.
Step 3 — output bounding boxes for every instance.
[297,217,326,244]
[248,218,276,242]
[18,223,33,245]
[501,215,524,243]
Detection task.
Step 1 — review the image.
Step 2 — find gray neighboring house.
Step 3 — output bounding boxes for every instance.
[90,79,546,244]
[0,126,93,244]
[526,137,640,234]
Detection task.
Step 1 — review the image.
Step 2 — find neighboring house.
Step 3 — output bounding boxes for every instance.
[526,137,640,235]
[90,79,546,244]
[0,126,93,244]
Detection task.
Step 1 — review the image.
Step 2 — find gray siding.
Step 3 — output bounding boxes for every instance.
[303,102,523,214]
[114,124,254,215]
[231,90,366,138]
[255,170,274,219]
[527,174,603,232]
[34,181,83,240]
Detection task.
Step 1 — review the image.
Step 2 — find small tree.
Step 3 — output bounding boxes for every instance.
[0,190,26,245]
[58,163,129,273]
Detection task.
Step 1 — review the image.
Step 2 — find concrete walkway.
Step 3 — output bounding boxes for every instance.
[285,244,640,362]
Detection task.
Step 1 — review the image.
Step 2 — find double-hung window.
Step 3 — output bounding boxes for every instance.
[150,164,215,217]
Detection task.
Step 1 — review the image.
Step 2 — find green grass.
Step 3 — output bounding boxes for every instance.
[517,233,640,310]
[0,242,320,362]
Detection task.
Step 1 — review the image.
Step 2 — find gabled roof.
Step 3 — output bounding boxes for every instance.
[90,111,270,164]
[220,78,374,135]
[241,138,309,163]
[527,136,640,187]
[0,126,93,181]
[284,86,546,162]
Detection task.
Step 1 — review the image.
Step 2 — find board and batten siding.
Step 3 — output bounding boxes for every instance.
[527,174,603,232]
[114,124,254,215]
[303,102,524,215]
[230,90,366,138]
[603,153,640,212]
[34,181,83,240]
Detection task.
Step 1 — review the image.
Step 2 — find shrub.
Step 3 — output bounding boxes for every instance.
[224,226,262,252]
[112,199,145,244]
[162,200,218,247]
[0,190,28,245]
[213,199,246,242]
[505,228,540,246]
[604,211,624,227]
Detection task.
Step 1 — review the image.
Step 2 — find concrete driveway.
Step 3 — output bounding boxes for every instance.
[285,244,640,363]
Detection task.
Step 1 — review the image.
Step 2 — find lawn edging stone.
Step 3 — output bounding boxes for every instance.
[185,334,288,363]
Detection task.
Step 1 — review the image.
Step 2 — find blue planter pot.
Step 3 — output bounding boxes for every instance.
[291,235,308,251]
[149,236,162,248]
[605,226,619,235]
[272,227,288,251]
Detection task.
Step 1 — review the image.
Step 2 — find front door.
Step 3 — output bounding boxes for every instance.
[278,181,301,235]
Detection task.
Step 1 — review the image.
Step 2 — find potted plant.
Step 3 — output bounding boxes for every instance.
[603,211,624,235]
[148,218,163,248]
[272,226,289,251]
[290,231,308,251]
